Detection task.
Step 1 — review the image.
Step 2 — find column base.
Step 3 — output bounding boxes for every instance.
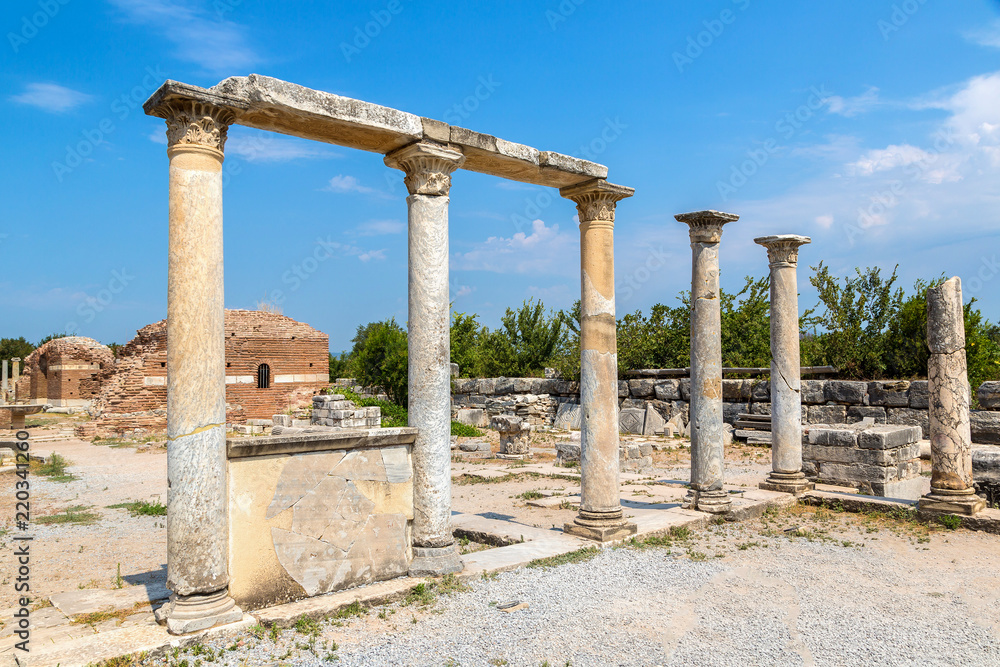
[759,471,815,495]
[563,509,637,542]
[918,488,985,516]
[495,453,531,461]
[409,544,464,577]
[682,489,732,514]
[154,588,243,635]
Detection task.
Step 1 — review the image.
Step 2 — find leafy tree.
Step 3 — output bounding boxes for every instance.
[720,276,772,370]
[808,263,903,379]
[450,311,486,378]
[328,351,352,381]
[482,299,566,377]
[350,319,408,406]
[0,337,35,361]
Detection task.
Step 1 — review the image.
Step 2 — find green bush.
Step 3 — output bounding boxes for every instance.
[349,319,408,406]
[451,422,482,437]
[480,299,568,378]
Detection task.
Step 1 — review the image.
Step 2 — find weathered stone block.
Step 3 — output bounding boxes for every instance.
[638,443,653,457]
[452,378,476,394]
[618,380,629,398]
[908,380,929,409]
[556,441,581,464]
[513,378,532,393]
[886,407,929,438]
[679,378,691,401]
[456,408,487,428]
[858,424,921,450]
[868,381,910,407]
[723,379,752,401]
[628,378,656,398]
[978,382,1000,410]
[619,408,645,434]
[825,381,868,405]
[273,414,292,427]
[642,404,665,436]
[801,380,827,405]
[723,402,748,425]
[809,405,847,424]
[553,402,581,430]
[750,402,771,416]
[807,428,858,447]
[971,411,1000,445]
[751,380,770,402]
[495,378,515,395]
[654,380,681,401]
[847,406,887,423]
[476,378,496,395]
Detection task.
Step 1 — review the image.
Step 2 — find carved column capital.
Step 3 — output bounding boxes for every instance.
[560,179,634,226]
[149,99,238,155]
[384,142,465,196]
[754,234,811,268]
[675,210,739,244]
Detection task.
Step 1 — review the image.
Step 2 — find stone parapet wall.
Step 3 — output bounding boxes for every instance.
[453,376,1000,442]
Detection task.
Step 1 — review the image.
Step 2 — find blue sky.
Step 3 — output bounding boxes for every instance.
[2,0,1000,353]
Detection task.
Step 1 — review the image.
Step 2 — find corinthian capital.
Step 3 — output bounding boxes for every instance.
[675,210,739,244]
[754,234,811,267]
[384,142,465,196]
[149,100,237,153]
[560,179,635,224]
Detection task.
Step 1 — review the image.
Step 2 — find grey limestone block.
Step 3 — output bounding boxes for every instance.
[513,378,533,393]
[886,407,929,439]
[722,402,748,425]
[452,378,476,394]
[868,381,911,407]
[847,406,887,423]
[971,411,1000,445]
[618,380,630,398]
[628,378,656,398]
[476,378,496,396]
[824,381,868,405]
[810,404,847,424]
[908,381,929,409]
[977,382,1000,410]
[750,380,770,403]
[495,378,515,395]
[723,379,752,401]
[801,380,827,405]
[857,424,922,450]
[654,380,681,401]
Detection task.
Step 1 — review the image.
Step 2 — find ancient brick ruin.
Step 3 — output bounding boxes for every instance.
[81,310,328,437]
[16,336,114,407]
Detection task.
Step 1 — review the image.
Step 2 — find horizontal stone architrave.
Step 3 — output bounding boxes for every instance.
[145,75,607,189]
[227,427,418,459]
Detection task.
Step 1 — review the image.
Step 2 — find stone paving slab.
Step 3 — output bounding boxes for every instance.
[6,615,256,667]
[49,583,170,617]
[451,513,562,545]
[526,494,580,509]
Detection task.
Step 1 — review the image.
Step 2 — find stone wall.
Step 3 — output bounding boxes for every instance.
[81,310,329,437]
[18,337,114,407]
[453,376,1000,443]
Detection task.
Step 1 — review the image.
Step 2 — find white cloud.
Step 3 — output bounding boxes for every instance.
[824,86,880,117]
[11,83,91,113]
[226,131,337,162]
[324,174,378,195]
[109,0,259,73]
[964,20,1000,49]
[352,219,406,236]
[849,144,935,176]
[454,285,475,297]
[318,239,388,263]
[451,219,577,275]
[815,214,834,229]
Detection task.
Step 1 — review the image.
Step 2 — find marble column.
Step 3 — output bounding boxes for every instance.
[148,99,243,634]
[919,277,984,516]
[11,358,19,402]
[675,210,738,514]
[560,179,637,541]
[755,235,814,495]
[384,142,466,575]
[1,361,7,405]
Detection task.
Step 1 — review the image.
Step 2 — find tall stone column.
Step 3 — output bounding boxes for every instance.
[385,142,466,575]
[11,358,19,402]
[560,179,637,541]
[919,277,984,516]
[755,235,814,495]
[676,210,738,514]
[148,99,243,634]
[1,361,7,405]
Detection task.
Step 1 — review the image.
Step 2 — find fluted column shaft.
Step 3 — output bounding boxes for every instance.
[149,99,243,634]
[560,179,636,542]
[676,211,738,514]
[385,142,466,574]
[756,235,814,495]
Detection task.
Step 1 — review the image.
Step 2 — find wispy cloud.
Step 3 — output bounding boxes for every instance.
[454,284,475,298]
[351,219,406,236]
[323,174,390,197]
[824,86,880,117]
[965,20,1000,49]
[11,83,91,113]
[109,0,259,73]
[226,132,337,162]
[451,219,577,275]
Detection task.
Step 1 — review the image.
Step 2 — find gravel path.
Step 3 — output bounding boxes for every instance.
[155,510,1000,667]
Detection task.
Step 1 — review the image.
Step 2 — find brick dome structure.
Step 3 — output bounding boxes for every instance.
[17,336,114,407]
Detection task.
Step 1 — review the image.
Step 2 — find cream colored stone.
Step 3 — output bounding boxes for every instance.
[354,478,415,519]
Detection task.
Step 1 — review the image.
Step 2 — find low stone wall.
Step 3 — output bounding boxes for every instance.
[453,377,1000,442]
[226,428,415,610]
[803,423,923,498]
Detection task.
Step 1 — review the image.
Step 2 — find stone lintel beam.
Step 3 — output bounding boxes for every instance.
[144,75,606,188]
